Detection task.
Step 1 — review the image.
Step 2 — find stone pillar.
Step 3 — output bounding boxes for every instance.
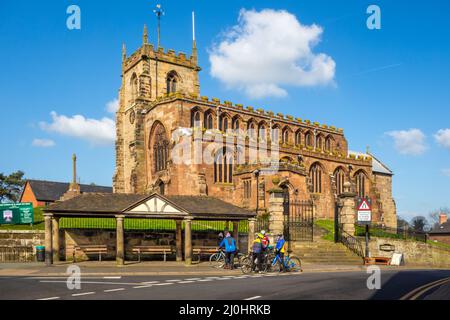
[52,217,60,262]
[233,221,239,250]
[268,188,285,236]
[175,220,183,262]
[338,182,357,236]
[116,215,125,266]
[184,217,193,265]
[44,214,53,266]
[248,218,256,253]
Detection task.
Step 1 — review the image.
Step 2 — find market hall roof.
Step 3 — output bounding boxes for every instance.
[44,193,256,220]
[21,179,113,202]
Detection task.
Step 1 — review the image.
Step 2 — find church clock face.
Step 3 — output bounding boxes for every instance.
[129,110,136,124]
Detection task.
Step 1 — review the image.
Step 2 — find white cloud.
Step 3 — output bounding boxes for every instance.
[209,9,336,99]
[442,169,450,177]
[386,129,427,155]
[40,111,115,145]
[106,98,119,114]
[32,138,55,148]
[434,129,450,151]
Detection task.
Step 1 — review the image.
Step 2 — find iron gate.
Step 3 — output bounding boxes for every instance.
[283,199,314,241]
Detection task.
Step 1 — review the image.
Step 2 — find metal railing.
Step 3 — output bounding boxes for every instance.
[355,223,427,242]
[0,246,34,263]
[339,229,365,258]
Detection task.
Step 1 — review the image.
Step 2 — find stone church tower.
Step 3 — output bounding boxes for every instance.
[113,25,200,194]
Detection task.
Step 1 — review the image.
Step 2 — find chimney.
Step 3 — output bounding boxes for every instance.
[439,213,448,225]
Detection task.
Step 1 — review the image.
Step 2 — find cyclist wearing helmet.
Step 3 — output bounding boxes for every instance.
[260,230,270,250]
[251,233,264,272]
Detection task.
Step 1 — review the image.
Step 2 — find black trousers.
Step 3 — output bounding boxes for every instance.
[252,252,263,271]
[225,251,235,268]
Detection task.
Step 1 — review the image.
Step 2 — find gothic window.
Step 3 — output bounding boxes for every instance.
[355,171,368,198]
[214,148,233,184]
[309,163,323,193]
[232,117,240,131]
[219,114,229,132]
[305,131,313,147]
[166,71,178,94]
[272,126,280,142]
[153,123,169,172]
[204,111,214,129]
[258,123,267,141]
[334,167,345,195]
[316,135,324,150]
[325,136,332,152]
[243,179,252,199]
[248,121,256,139]
[295,130,302,146]
[191,110,201,128]
[282,128,290,144]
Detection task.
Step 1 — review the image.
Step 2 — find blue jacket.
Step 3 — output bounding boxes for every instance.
[220,237,236,253]
[276,238,286,252]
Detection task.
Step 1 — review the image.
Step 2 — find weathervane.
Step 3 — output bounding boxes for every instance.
[153,4,165,48]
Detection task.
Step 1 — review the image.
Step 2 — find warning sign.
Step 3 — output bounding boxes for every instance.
[357,198,372,224]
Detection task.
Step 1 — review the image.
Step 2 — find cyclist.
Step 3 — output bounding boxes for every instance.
[251,233,264,273]
[261,230,270,250]
[219,232,236,269]
[275,234,287,272]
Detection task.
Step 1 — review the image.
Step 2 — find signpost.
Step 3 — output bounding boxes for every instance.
[357,197,372,258]
[0,203,34,225]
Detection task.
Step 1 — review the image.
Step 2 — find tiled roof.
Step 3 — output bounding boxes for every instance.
[429,221,450,234]
[25,180,112,202]
[348,151,393,175]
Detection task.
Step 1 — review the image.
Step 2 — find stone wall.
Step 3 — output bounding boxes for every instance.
[368,237,450,268]
[63,229,248,261]
[0,230,44,248]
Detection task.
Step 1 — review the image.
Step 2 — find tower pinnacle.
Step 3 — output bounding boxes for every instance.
[143,24,148,44]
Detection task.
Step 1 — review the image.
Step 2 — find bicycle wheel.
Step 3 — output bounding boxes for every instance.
[240,256,252,274]
[286,255,302,272]
[209,252,225,268]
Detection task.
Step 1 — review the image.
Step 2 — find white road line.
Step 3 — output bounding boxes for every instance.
[103,276,122,279]
[244,296,261,301]
[37,296,60,300]
[198,279,213,282]
[104,288,125,293]
[165,279,181,282]
[141,281,160,284]
[154,283,174,286]
[179,281,195,284]
[133,285,153,289]
[72,292,95,297]
[39,280,139,286]
[185,278,201,281]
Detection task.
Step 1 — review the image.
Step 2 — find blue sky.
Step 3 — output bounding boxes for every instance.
[0,0,449,221]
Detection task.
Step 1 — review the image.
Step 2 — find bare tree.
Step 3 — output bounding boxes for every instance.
[429,207,450,229]
[410,216,430,233]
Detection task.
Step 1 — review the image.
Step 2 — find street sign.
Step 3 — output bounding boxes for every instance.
[357,198,372,224]
[0,203,34,225]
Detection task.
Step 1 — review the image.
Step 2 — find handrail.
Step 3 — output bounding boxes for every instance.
[339,229,365,258]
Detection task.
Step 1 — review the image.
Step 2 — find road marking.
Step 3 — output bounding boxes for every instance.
[179,281,195,284]
[37,296,60,300]
[154,283,174,286]
[104,288,125,293]
[39,280,139,286]
[185,278,201,281]
[165,279,181,282]
[141,281,160,284]
[133,285,153,289]
[400,277,450,300]
[72,292,95,297]
[244,296,261,300]
[198,279,213,282]
[103,276,122,279]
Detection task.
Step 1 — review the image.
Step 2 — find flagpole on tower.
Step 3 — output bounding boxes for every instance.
[153,4,164,48]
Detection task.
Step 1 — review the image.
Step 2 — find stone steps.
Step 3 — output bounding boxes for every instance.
[291,240,363,265]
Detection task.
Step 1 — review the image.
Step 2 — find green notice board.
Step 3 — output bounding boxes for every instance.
[0,203,34,225]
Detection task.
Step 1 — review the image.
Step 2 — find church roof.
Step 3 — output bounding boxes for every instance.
[348,151,393,175]
[22,180,112,202]
[429,221,450,234]
[44,193,255,220]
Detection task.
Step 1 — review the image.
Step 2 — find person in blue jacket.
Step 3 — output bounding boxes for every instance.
[219,232,237,269]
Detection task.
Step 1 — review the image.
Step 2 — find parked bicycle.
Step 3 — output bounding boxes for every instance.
[270,251,302,272]
[240,246,275,274]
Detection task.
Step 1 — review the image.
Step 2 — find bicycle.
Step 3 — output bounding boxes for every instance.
[270,251,302,273]
[209,248,245,269]
[240,246,274,274]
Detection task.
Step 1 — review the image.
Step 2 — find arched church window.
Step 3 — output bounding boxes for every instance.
[282,128,290,144]
[153,123,169,172]
[166,71,178,94]
[316,135,324,150]
[271,126,280,142]
[305,131,313,147]
[325,136,332,152]
[130,73,138,102]
[355,171,368,198]
[295,130,302,146]
[204,111,213,129]
[248,122,256,139]
[232,117,240,131]
[333,167,345,195]
[258,123,267,141]
[214,148,233,184]
[191,110,201,128]
[219,114,229,132]
[309,163,323,193]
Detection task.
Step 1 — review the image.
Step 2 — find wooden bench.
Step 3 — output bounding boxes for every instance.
[73,245,108,262]
[132,246,174,262]
[193,246,219,256]
[364,256,391,265]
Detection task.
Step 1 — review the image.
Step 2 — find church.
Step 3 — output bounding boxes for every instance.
[112,20,397,229]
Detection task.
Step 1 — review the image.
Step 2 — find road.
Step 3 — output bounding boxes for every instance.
[1,269,450,300]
